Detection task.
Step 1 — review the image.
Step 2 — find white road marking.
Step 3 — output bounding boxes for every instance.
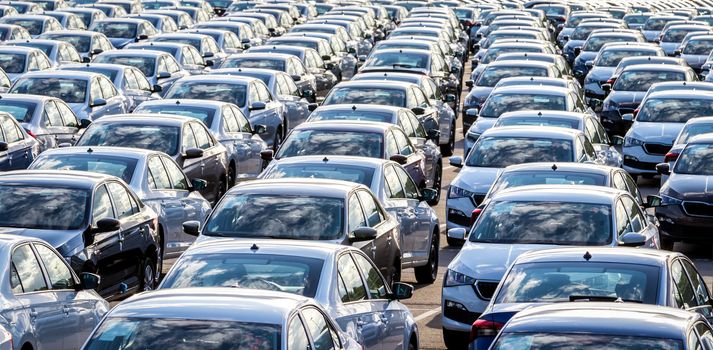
[414,307,442,323]
[444,165,454,170]
[439,224,447,232]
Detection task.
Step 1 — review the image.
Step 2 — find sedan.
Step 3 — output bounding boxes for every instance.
[5,38,86,67]
[0,234,109,350]
[39,30,114,61]
[123,41,212,75]
[246,45,337,95]
[0,46,51,82]
[89,18,158,49]
[92,49,189,93]
[571,30,645,79]
[0,14,62,38]
[0,111,38,170]
[148,32,227,66]
[185,178,403,283]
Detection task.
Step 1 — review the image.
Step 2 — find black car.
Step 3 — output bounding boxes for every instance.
[75,114,230,204]
[0,170,160,300]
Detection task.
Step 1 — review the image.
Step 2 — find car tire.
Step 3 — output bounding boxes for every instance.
[443,328,469,349]
[414,229,439,284]
[447,236,465,247]
[428,166,442,206]
[140,257,156,292]
[440,124,455,156]
[214,176,226,206]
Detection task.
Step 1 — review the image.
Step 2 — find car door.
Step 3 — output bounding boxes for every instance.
[97,76,128,115]
[0,115,32,169]
[356,190,395,280]
[621,195,657,247]
[146,155,185,257]
[10,244,64,350]
[393,165,432,263]
[38,100,67,148]
[382,165,418,264]
[121,68,150,110]
[179,122,206,193]
[161,155,202,252]
[90,183,125,297]
[300,306,342,350]
[190,121,224,193]
[54,100,81,144]
[106,181,148,292]
[225,105,263,178]
[392,128,426,188]
[277,73,309,129]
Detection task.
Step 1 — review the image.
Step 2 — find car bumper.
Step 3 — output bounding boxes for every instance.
[442,285,489,332]
[622,145,667,174]
[657,204,713,241]
[446,196,483,229]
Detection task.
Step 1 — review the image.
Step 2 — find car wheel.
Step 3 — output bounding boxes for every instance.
[140,257,156,292]
[440,125,455,156]
[443,329,469,349]
[414,229,439,284]
[428,166,442,206]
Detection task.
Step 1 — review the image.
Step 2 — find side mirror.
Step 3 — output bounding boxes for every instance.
[253,124,267,134]
[190,178,207,191]
[182,220,201,236]
[574,47,581,56]
[77,272,100,290]
[321,54,331,61]
[350,226,377,242]
[646,195,662,208]
[364,33,372,39]
[348,47,356,54]
[445,94,456,103]
[562,35,569,41]
[89,98,107,108]
[137,34,149,40]
[389,154,408,165]
[411,107,426,115]
[152,84,162,93]
[157,71,171,79]
[621,113,634,122]
[475,33,482,39]
[472,43,480,51]
[183,147,204,159]
[447,228,466,240]
[91,48,103,55]
[308,103,318,112]
[81,56,91,63]
[420,188,438,202]
[203,51,214,58]
[427,129,440,142]
[95,217,120,233]
[291,74,302,82]
[656,163,670,175]
[260,149,274,161]
[450,66,459,74]
[249,101,266,111]
[611,135,624,146]
[80,119,92,128]
[241,38,250,44]
[585,60,594,68]
[0,142,8,152]
[618,232,647,247]
[205,60,214,67]
[465,80,474,88]
[466,108,479,117]
[449,156,463,168]
[601,84,611,94]
[674,49,681,56]
[389,282,413,300]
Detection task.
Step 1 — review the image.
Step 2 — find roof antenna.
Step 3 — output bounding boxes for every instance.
[551,163,557,171]
[175,100,180,105]
[87,148,93,153]
[351,105,357,111]
[583,251,592,261]
[537,111,542,116]
[322,156,329,162]
[250,243,259,251]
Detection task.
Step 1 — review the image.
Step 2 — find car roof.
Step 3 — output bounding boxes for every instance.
[99,49,168,57]
[0,93,54,103]
[504,302,698,338]
[514,246,679,265]
[0,169,114,189]
[0,46,41,54]
[43,30,100,37]
[110,288,310,324]
[232,178,362,197]
[491,184,625,204]
[93,18,147,24]
[250,45,311,53]
[501,161,617,175]
[332,80,419,90]
[294,120,394,132]
[16,70,99,80]
[684,116,713,125]
[140,98,227,110]
[93,113,192,125]
[60,62,128,72]
[173,74,258,84]
[226,52,295,60]
[650,81,713,90]
[370,48,432,56]
[497,76,567,85]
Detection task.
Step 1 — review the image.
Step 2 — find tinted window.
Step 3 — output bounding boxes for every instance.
[94,55,155,76]
[489,171,606,196]
[277,130,383,159]
[613,71,685,91]
[287,316,310,350]
[639,98,713,123]
[337,254,367,302]
[11,245,47,293]
[77,124,180,155]
[34,244,75,290]
[107,182,136,219]
[163,157,189,190]
[492,333,682,350]
[477,66,549,87]
[222,57,285,71]
[0,100,37,123]
[672,259,698,308]
[357,191,382,227]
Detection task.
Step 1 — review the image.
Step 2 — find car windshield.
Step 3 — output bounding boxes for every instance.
[467,136,573,167]
[492,333,681,350]
[678,123,713,143]
[31,154,138,184]
[597,49,658,66]
[480,94,566,118]
[364,52,429,69]
[77,124,180,155]
[324,87,406,107]
[309,110,393,123]
[264,163,375,187]
[65,66,119,82]
[84,317,281,350]
[93,22,137,38]
[161,253,324,297]
[477,66,549,87]
[470,201,612,245]
[270,39,318,51]
[222,58,285,71]
[0,100,37,122]
[495,261,660,304]
[674,143,713,175]
[583,36,634,51]
[93,55,156,76]
[0,185,89,230]
[637,98,713,123]
[571,26,608,40]
[205,194,345,240]
[165,82,247,107]
[0,53,26,73]
[136,105,214,126]
[489,171,606,197]
[4,19,43,35]
[683,39,713,54]
[277,130,383,159]
[613,71,684,91]
[11,78,87,104]
[626,15,649,25]
[496,117,580,129]
[46,34,91,52]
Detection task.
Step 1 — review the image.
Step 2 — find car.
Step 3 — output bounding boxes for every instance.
[557,12,613,46]
[677,34,713,72]
[0,23,30,42]
[159,240,417,349]
[123,41,212,75]
[561,21,624,64]
[44,10,87,29]
[267,35,356,83]
[180,28,245,54]
[447,126,604,233]
[9,70,130,121]
[74,114,229,204]
[144,9,195,30]
[371,38,462,81]
[5,38,86,67]
[476,29,548,52]
[572,30,646,79]
[655,134,713,250]
[0,46,51,82]
[220,52,319,100]
[641,14,687,42]
[81,3,128,18]
[600,64,697,137]
[89,18,158,49]
[492,110,623,167]
[0,111,38,170]
[39,30,114,61]
[92,49,190,93]
[186,178,403,282]
[164,5,211,23]
[494,52,573,77]
[639,81,713,109]
[0,14,62,38]
[134,99,268,183]
[492,76,584,100]
[474,247,713,349]
[0,1,41,14]
[148,32,226,66]
[469,40,558,84]
[163,75,287,149]
[126,13,179,34]
[0,170,161,299]
[101,0,142,14]
[442,184,660,349]
[194,20,262,47]
[80,288,362,350]
[0,234,109,350]
[659,24,712,56]
[662,116,713,177]
[622,90,713,178]
[59,7,107,28]
[30,146,212,266]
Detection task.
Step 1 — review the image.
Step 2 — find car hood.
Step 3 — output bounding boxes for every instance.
[608,90,647,104]
[663,174,713,203]
[109,37,135,49]
[449,242,560,281]
[471,116,497,134]
[682,54,707,67]
[642,30,661,41]
[586,67,616,82]
[451,166,501,194]
[0,227,84,257]
[628,121,682,144]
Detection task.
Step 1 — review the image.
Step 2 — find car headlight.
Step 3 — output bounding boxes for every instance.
[445,269,477,287]
[624,136,644,147]
[661,194,683,205]
[448,185,474,199]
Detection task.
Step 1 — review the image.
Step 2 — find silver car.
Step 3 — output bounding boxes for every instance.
[134,99,268,184]
[92,49,190,93]
[39,30,114,61]
[29,146,212,265]
[5,38,86,67]
[261,155,441,283]
[0,234,109,350]
[80,288,361,350]
[160,240,418,350]
[124,41,213,75]
[0,46,52,82]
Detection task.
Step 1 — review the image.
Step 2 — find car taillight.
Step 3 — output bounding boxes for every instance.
[24,128,36,139]
[664,152,679,163]
[633,108,639,117]
[470,319,505,342]
[465,20,473,26]
[606,79,615,84]
[470,208,482,226]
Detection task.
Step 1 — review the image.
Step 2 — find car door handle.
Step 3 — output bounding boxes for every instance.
[356,318,366,327]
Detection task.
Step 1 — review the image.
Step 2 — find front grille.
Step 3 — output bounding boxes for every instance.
[474,281,499,300]
[448,210,471,227]
[683,202,713,217]
[624,158,658,170]
[644,143,671,155]
[470,194,486,206]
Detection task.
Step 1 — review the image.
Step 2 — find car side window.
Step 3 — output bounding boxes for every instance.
[44,101,64,127]
[132,69,152,91]
[222,107,239,132]
[157,57,169,74]
[11,244,48,293]
[90,79,103,100]
[233,106,252,133]
[162,156,189,190]
[148,155,172,190]
[688,328,703,350]
[398,114,415,137]
[300,307,336,350]
[357,190,383,227]
[0,70,9,88]
[292,59,306,75]
[92,184,115,225]
[405,89,417,108]
[347,194,367,233]
[584,119,600,143]
[582,136,596,158]
[621,195,644,232]
[622,172,642,203]
[337,254,367,302]
[287,315,311,350]
[256,82,272,103]
[614,200,631,237]
[166,56,181,73]
[123,69,139,90]
[190,123,213,149]
[696,322,713,348]
[672,260,699,309]
[1,116,21,143]
[393,128,413,156]
[56,101,79,127]
[182,124,198,149]
[613,172,628,192]
[352,253,388,299]
[384,165,405,198]
[181,48,195,65]
[284,74,301,96]
[384,130,399,158]
[34,244,75,290]
[415,88,429,107]
[98,77,116,98]
[682,259,712,308]
[394,165,420,199]
[407,112,427,138]
[107,182,136,219]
